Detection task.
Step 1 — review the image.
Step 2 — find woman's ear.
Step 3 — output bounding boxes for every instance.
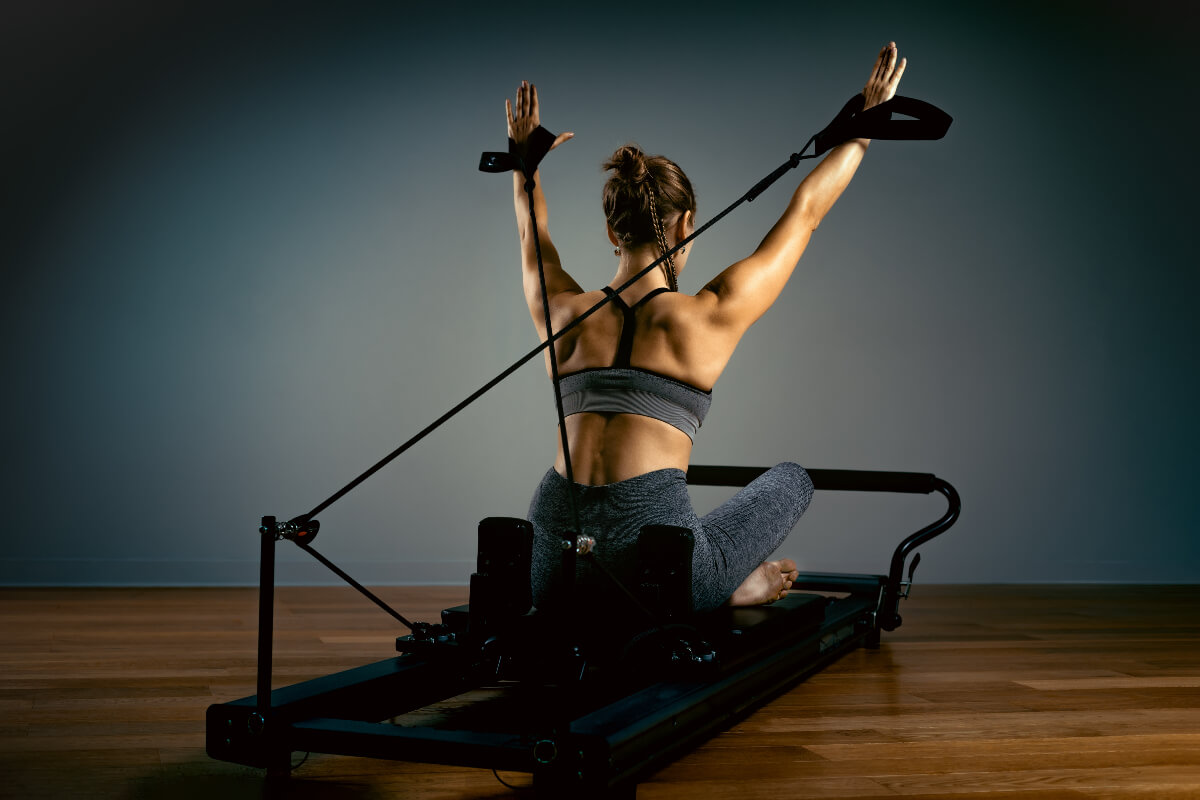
[606,225,620,247]
[673,211,694,243]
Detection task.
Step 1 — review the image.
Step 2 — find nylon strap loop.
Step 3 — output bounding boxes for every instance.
[814,93,953,155]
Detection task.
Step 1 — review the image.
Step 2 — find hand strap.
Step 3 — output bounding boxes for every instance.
[479,125,558,178]
[814,93,953,155]
[813,93,867,155]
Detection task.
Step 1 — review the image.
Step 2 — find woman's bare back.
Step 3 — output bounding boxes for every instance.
[549,285,736,485]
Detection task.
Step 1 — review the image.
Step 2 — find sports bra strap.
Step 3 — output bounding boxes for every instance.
[600,285,627,309]
[603,286,672,368]
[630,286,672,309]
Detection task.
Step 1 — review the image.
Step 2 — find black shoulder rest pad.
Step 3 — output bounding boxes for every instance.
[813,94,952,155]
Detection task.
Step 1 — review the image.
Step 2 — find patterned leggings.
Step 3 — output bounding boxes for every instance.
[528,463,814,613]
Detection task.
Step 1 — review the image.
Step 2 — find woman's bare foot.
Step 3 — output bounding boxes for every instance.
[728,559,799,606]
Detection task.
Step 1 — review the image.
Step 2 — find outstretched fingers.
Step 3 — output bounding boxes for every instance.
[510,81,545,123]
[508,81,536,141]
[505,80,571,151]
[867,42,892,85]
[864,42,906,108]
[888,55,907,89]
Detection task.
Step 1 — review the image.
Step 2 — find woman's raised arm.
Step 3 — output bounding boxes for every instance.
[700,44,907,334]
[507,81,579,337]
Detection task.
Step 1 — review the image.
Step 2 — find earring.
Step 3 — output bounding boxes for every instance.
[614,247,620,256]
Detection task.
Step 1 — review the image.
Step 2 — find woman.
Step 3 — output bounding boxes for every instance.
[510,44,907,612]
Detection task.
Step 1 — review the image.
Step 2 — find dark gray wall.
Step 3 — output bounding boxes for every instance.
[3,1,1196,585]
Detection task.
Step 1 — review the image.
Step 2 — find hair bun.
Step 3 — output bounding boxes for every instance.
[604,144,650,185]
[602,145,695,250]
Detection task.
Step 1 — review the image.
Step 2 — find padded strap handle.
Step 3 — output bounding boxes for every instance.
[479,125,559,177]
[814,93,953,155]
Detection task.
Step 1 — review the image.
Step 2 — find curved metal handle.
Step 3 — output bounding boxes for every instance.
[879,478,961,631]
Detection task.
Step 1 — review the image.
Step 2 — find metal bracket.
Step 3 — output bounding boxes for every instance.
[898,552,922,600]
[258,516,320,544]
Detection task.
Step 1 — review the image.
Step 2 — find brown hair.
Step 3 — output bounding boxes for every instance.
[602,146,696,286]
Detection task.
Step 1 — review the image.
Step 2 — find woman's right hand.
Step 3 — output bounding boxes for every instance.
[862,42,907,110]
[506,80,573,151]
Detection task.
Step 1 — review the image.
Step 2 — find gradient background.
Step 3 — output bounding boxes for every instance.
[3,1,1196,586]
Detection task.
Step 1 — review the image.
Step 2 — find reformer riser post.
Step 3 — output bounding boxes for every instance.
[255,518,275,718]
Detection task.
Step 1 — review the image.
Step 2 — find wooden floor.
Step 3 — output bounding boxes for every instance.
[0,585,1197,799]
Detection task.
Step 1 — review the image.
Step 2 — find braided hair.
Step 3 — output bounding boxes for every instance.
[602,145,696,291]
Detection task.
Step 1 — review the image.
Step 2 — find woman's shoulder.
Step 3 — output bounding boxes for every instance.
[550,287,614,331]
[647,288,720,326]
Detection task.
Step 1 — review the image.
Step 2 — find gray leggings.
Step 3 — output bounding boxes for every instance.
[528,463,814,613]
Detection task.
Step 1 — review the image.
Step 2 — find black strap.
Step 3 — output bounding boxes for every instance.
[479,125,559,180]
[631,286,672,309]
[858,96,952,140]
[601,285,629,309]
[606,286,671,368]
[813,93,867,156]
[813,93,953,155]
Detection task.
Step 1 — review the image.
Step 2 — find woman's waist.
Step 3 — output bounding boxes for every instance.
[555,412,692,486]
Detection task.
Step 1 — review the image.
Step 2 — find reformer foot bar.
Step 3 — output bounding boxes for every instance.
[207,465,960,796]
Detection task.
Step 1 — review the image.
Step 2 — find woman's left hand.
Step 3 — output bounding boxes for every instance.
[506,80,574,151]
[862,42,907,110]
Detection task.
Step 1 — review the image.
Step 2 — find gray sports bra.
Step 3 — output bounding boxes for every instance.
[558,287,712,440]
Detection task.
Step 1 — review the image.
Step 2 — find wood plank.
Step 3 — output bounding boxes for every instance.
[1015,677,1200,690]
[0,585,1197,799]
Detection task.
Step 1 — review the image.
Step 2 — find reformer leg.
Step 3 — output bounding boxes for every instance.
[863,620,883,649]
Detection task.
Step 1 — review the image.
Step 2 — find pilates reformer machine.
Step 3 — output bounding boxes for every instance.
[207,467,959,796]
[207,88,955,797]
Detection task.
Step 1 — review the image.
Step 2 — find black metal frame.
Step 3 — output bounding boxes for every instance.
[207,465,959,796]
